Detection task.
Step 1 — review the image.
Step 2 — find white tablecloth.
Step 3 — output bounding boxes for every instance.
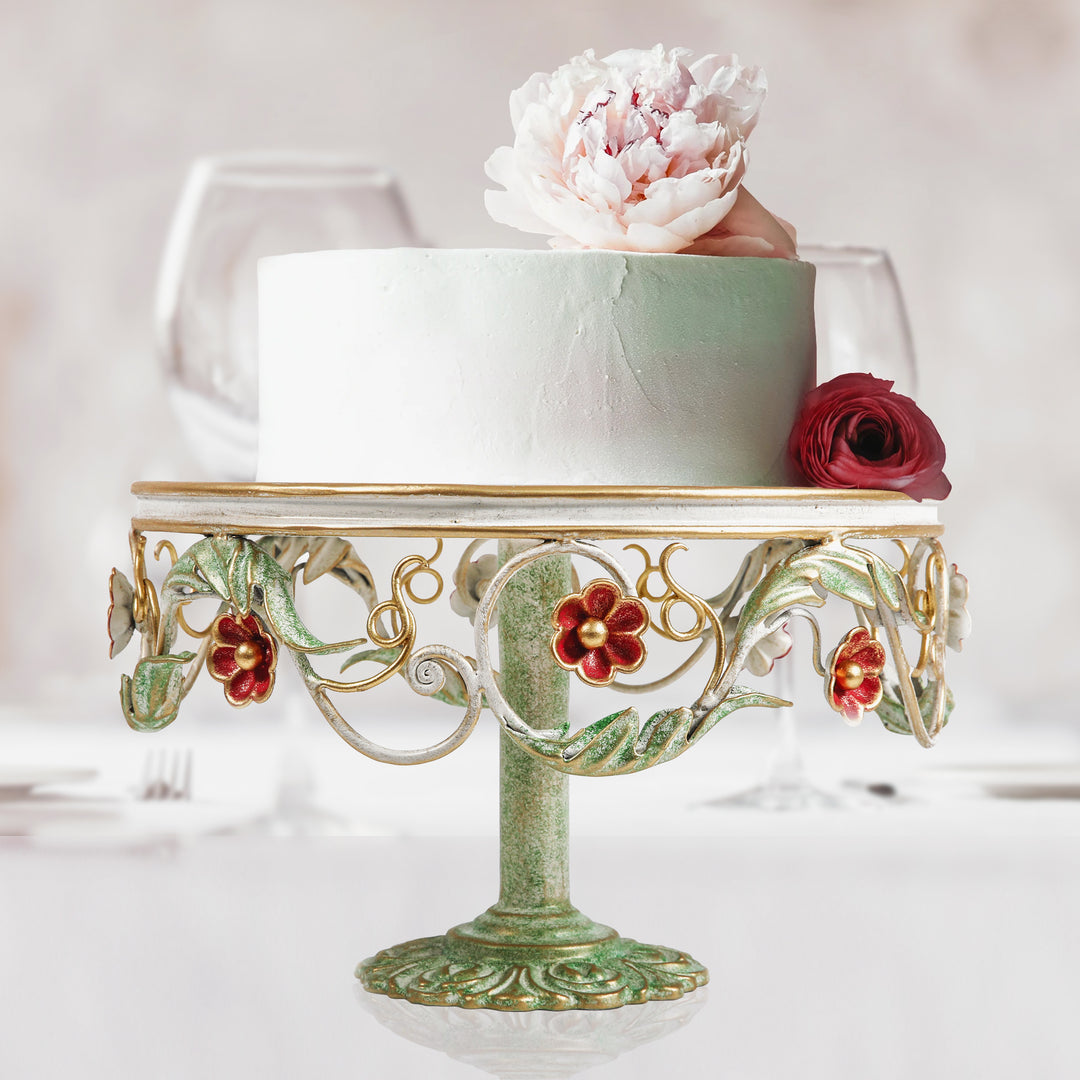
[1,698,1078,1078]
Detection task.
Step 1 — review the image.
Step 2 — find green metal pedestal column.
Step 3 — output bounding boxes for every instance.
[356,541,707,1010]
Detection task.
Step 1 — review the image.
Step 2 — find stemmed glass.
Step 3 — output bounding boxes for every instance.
[155,153,421,831]
[708,245,919,811]
[156,152,421,479]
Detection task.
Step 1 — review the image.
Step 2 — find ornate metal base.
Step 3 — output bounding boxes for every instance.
[357,926,708,1011]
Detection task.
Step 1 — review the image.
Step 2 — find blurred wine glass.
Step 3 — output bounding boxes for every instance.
[804,244,918,395]
[154,153,421,833]
[155,152,421,479]
[709,244,918,811]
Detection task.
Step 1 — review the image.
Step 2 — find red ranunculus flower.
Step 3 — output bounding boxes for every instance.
[826,626,886,723]
[551,580,648,686]
[208,611,276,706]
[788,373,951,501]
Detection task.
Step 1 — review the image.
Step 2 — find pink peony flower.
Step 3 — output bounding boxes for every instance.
[485,46,795,257]
[788,373,951,501]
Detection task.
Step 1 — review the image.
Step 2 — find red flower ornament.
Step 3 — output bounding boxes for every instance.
[826,627,886,724]
[788,373,951,501]
[551,580,648,686]
[208,611,277,707]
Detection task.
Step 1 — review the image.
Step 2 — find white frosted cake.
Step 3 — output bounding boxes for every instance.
[256,46,822,487]
[257,248,815,485]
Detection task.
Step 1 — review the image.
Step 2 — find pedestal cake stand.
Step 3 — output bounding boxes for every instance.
[108,483,963,1011]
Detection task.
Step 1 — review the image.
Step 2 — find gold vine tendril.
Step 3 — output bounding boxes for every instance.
[318,541,445,695]
[912,547,948,680]
[153,539,179,567]
[624,543,672,605]
[399,538,444,605]
[129,530,161,651]
[626,543,727,694]
[176,601,216,640]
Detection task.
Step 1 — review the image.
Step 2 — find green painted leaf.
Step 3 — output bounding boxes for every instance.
[227,539,258,614]
[788,544,876,608]
[257,557,347,654]
[877,679,954,736]
[506,684,787,776]
[691,685,790,742]
[734,567,822,644]
[121,653,195,732]
[192,536,241,600]
[845,544,904,612]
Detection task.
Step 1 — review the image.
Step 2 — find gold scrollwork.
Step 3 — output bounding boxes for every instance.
[622,543,727,696]
[317,539,445,695]
[128,529,162,653]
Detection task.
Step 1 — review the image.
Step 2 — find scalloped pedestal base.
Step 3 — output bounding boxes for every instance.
[356,931,708,1011]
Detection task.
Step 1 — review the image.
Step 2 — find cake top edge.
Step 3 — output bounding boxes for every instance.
[258,247,817,269]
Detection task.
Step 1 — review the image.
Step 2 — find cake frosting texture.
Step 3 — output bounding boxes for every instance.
[257,249,815,485]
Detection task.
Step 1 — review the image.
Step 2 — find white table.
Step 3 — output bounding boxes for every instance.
[1,704,1079,1079]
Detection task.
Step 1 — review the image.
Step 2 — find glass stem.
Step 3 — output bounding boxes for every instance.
[763,661,806,790]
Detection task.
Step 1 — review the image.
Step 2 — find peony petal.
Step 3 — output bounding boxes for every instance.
[685,187,797,259]
[623,171,733,227]
[685,234,787,258]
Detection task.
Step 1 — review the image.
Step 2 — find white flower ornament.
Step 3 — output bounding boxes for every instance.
[485,45,796,257]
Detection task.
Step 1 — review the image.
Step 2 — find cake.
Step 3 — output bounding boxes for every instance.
[257,248,814,485]
[256,47,818,487]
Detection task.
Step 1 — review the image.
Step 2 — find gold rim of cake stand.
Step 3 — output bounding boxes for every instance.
[129,482,942,540]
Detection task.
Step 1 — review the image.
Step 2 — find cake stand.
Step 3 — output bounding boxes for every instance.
[108,483,963,1011]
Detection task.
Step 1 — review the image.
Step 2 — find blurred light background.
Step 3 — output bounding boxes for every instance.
[0,0,1077,736]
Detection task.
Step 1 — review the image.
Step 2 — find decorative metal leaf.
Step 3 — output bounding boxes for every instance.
[507,686,786,776]
[120,653,195,732]
[192,535,240,600]
[227,538,258,614]
[254,551,351,654]
[302,537,352,583]
[788,543,877,608]
[877,679,954,737]
[733,568,822,645]
[845,544,904,612]
[260,535,378,608]
[163,536,344,655]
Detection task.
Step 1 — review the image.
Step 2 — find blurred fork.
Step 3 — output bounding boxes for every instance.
[139,748,193,801]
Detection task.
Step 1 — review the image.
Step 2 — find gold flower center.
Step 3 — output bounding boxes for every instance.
[235,640,264,671]
[836,661,864,690]
[578,617,609,650]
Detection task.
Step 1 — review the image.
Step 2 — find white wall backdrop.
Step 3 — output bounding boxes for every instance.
[1,0,1077,730]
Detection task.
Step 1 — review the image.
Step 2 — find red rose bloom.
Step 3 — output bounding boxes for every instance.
[788,373,951,501]
[826,627,886,723]
[208,611,276,706]
[551,580,648,686]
